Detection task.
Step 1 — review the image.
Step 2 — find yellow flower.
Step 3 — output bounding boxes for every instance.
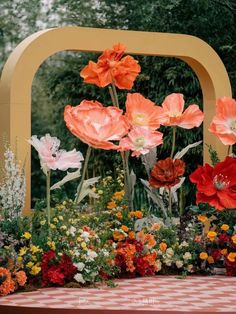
[26,261,34,268]
[227,252,236,263]
[121,225,129,232]
[197,215,208,223]
[53,217,59,223]
[207,231,217,241]
[98,190,103,195]
[30,265,41,275]
[49,223,56,229]
[199,252,208,260]
[47,241,56,250]
[31,255,37,262]
[221,224,229,231]
[19,247,28,256]
[40,220,46,225]
[60,225,67,230]
[159,242,167,252]
[207,256,214,264]
[17,256,23,262]
[30,245,40,254]
[231,235,236,244]
[81,242,87,249]
[58,216,63,221]
[22,232,31,240]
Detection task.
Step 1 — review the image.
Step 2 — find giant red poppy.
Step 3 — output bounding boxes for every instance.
[189,156,236,210]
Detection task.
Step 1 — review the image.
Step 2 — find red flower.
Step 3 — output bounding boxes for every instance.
[211,249,222,261]
[225,257,236,276]
[149,157,185,189]
[219,233,230,244]
[190,156,236,210]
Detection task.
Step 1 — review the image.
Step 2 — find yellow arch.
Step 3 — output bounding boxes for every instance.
[0,26,232,213]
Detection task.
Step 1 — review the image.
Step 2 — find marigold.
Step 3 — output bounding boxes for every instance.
[197,215,208,223]
[121,225,129,232]
[159,242,167,252]
[207,231,217,241]
[107,200,117,209]
[232,235,236,244]
[113,231,125,241]
[115,211,123,219]
[151,223,161,231]
[128,231,136,239]
[0,267,15,296]
[221,224,229,231]
[227,252,236,263]
[207,256,214,264]
[113,191,125,200]
[15,271,27,286]
[199,252,208,260]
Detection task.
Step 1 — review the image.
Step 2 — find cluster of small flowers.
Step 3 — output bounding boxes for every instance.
[0,148,26,219]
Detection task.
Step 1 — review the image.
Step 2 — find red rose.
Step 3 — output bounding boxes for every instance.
[219,233,230,244]
[190,156,236,210]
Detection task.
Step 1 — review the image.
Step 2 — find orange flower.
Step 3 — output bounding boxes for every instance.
[161,93,204,129]
[143,251,157,266]
[151,223,161,231]
[146,234,156,248]
[232,235,236,244]
[80,43,141,90]
[221,224,229,231]
[125,93,166,129]
[209,97,236,145]
[128,211,143,219]
[128,231,136,239]
[207,256,214,264]
[113,231,125,241]
[207,231,217,241]
[121,225,129,232]
[107,200,117,209]
[227,252,236,263]
[149,157,185,189]
[113,191,125,200]
[197,215,208,223]
[15,271,27,287]
[221,248,228,256]
[64,101,129,150]
[159,242,167,252]
[115,211,123,219]
[199,252,208,260]
[0,267,15,296]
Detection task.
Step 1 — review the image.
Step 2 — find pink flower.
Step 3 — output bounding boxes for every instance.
[118,126,163,157]
[28,134,83,174]
[125,93,167,130]
[64,100,129,150]
[208,97,236,145]
[161,93,204,129]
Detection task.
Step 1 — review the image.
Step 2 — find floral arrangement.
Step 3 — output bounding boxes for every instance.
[0,43,236,296]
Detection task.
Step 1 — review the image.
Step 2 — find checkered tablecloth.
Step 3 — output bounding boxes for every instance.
[0,276,236,312]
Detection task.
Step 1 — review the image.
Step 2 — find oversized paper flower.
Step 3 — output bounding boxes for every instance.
[28,134,84,174]
[189,156,236,210]
[64,100,129,150]
[80,43,141,89]
[125,93,167,129]
[161,93,204,129]
[149,157,185,189]
[119,126,163,157]
[208,97,236,145]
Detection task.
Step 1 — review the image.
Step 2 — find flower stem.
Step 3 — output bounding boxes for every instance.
[111,82,120,108]
[227,145,232,156]
[121,151,133,211]
[75,146,92,204]
[46,170,51,227]
[168,188,172,217]
[170,127,177,159]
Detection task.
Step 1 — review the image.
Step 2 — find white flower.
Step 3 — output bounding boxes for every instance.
[165,248,174,257]
[81,231,90,242]
[74,273,85,284]
[179,241,189,248]
[86,250,98,261]
[183,252,192,260]
[102,249,109,257]
[156,259,162,271]
[164,259,172,266]
[69,226,77,236]
[187,264,194,273]
[176,260,184,268]
[74,262,85,272]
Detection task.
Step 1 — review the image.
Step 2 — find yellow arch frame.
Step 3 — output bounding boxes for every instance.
[0,27,232,214]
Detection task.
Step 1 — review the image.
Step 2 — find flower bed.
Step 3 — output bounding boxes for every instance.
[0,43,236,297]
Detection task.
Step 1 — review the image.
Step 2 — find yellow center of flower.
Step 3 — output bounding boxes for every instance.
[230,120,236,131]
[134,113,148,126]
[134,136,145,149]
[213,174,230,190]
[168,111,181,118]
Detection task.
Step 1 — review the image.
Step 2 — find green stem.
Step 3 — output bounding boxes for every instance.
[46,170,51,227]
[108,86,116,107]
[111,82,120,108]
[121,151,133,211]
[170,127,177,159]
[75,146,92,204]
[168,188,172,217]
